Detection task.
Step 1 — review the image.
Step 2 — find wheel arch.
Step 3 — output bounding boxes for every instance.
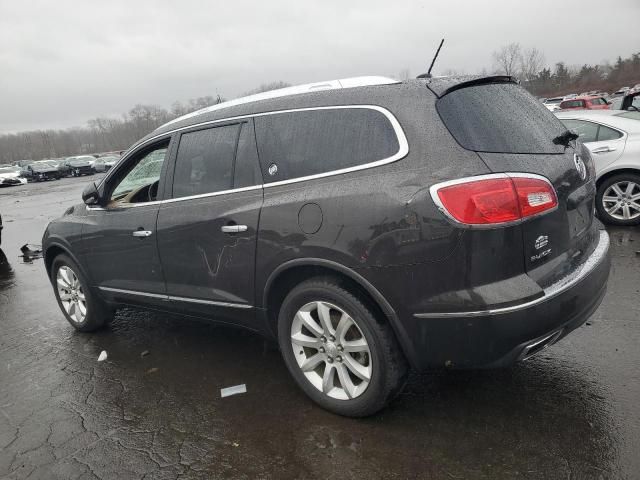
[44,242,90,284]
[262,258,418,368]
[596,167,640,189]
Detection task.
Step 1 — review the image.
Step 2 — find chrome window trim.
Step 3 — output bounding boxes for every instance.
[414,230,609,318]
[429,172,558,229]
[95,105,409,207]
[98,286,253,309]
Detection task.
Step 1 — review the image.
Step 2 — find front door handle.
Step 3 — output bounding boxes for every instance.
[132,230,153,238]
[221,225,248,233]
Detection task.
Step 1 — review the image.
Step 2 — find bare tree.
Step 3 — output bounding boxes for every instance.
[243,81,291,96]
[492,43,522,77]
[519,47,545,82]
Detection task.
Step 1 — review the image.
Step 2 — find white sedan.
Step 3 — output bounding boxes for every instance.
[0,165,28,187]
[556,110,640,225]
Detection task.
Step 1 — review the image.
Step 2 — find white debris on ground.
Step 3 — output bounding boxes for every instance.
[220,384,247,398]
[97,350,108,362]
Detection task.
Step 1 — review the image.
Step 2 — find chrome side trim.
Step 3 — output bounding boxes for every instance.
[98,286,168,300]
[97,286,253,309]
[414,230,609,319]
[428,172,558,229]
[96,105,409,205]
[161,76,400,128]
[167,295,253,309]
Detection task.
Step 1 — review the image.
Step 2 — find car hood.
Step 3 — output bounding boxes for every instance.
[0,171,21,179]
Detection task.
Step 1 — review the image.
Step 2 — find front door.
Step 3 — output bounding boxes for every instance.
[156,121,263,328]
[81,138,173,306]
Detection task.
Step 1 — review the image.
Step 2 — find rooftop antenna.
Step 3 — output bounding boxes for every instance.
[417,38,445,79]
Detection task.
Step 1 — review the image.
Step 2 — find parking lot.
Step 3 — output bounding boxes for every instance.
[0,176,639,479]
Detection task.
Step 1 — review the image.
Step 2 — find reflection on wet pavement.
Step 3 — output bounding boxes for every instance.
[0,177,639,479]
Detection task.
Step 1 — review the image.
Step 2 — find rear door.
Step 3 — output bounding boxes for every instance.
[560,119,626,172]
[435,81,598,276]
[156,120,263,328]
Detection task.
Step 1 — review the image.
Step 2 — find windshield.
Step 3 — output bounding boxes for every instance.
[437,83,567,154]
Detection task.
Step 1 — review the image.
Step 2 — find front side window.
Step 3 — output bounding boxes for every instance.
[561,119,598,143]
[172,124,241,198]
[110,141,169,204]
[254,107,400,183]
[590,98,606,105]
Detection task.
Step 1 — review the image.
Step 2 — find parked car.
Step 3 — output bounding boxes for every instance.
[559,96,609,111]
[543,97,564,111]
[557,110,640,225]
[608,90,640,111]
[93,155,120,173]
[64,156,95,177]
[43,75,610,416]
[0,165,28,187]
[22,162,61,181]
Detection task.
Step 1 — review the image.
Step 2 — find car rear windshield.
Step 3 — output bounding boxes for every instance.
[437,83,567,154]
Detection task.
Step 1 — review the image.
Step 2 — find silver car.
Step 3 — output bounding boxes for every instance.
[556,110,640,225]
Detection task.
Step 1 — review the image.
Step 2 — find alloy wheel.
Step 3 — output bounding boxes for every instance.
[56,266,87,323]
[290,301,372,400]
[602,180,640,221]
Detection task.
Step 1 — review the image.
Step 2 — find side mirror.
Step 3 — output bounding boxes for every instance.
[82,182,101,206]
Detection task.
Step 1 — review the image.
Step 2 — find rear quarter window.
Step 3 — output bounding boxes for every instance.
[437,83,567,154]
[254,107,400,183]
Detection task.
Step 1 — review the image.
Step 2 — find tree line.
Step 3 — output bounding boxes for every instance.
[0,81,296,164]
[492,43,640,97]
[2,47,639,163]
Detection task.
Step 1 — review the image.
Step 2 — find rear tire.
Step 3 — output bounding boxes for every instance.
[596,173,640,226]
[277,277,408,417]
[51,254,113,332]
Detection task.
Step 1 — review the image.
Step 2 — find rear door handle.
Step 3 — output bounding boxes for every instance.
[132,230,153,238]
[592,146,615,153]
[221,225,248,233]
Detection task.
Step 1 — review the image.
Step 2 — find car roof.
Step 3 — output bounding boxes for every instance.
[555,110,640,134]
[161,76,401,129]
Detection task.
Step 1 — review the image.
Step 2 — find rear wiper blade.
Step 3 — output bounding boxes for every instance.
[553,130,579,146]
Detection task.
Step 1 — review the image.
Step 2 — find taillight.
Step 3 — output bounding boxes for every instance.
[431,174,557,226]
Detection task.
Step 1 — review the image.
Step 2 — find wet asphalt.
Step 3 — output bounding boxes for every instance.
[0,176,639,480]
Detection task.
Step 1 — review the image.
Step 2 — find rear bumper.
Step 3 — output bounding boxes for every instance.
[409,230,610,369]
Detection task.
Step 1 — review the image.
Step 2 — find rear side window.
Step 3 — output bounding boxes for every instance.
[437,83,567,154]
[172,124,241,198]
[597,125,623,141]
[561,119,598,143]
[254,107,400,183]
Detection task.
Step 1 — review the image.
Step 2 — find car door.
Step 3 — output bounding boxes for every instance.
[561,119,625,172]
[80,137,174,307]
[156,120,263,328]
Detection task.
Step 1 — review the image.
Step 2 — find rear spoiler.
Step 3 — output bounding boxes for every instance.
[426,75,518,98]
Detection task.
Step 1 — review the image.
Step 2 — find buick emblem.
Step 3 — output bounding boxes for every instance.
[534,235,548,250]
[268,163,278,176]
[574,154,587,180]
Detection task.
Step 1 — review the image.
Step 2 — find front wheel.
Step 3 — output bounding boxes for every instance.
[596,173,640,226]
[277,277,408,417]
[51,254,113,332]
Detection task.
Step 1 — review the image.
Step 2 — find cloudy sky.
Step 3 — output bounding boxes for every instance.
[1,0,638,133]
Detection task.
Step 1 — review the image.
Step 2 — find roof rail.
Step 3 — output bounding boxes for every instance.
[162,76,400,127]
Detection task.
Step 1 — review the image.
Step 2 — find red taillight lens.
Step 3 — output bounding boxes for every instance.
[434,175,557,225]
